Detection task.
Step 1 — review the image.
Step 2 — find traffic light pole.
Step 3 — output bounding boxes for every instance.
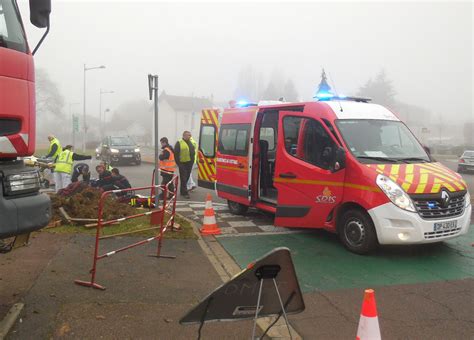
[148,74,159,208]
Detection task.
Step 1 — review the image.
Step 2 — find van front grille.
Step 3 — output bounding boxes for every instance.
[411,192,465,220]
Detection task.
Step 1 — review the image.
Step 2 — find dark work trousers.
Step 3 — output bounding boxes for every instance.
[178,162,193,195]
[160,172,175,197]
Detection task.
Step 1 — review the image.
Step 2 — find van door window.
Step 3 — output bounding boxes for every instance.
[218,124,250,156]
[283,116,336,170]
[199,125,216,157]
[259,127,275,150]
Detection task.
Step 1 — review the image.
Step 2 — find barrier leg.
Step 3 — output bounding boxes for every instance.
[74,198,107,290]
[149,185,176,259]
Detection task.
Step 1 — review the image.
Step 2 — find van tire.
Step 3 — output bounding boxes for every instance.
[227,200,249,215]
[338,209,377,255]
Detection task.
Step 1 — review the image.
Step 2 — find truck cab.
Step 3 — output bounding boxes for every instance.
[198,99,471,254]
[0,0,52,239]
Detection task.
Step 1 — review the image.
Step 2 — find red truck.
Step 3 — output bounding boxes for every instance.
[0,0,52,239]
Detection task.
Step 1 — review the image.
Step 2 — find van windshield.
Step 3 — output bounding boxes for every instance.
[335,119,430,164]
[0,0,27,53]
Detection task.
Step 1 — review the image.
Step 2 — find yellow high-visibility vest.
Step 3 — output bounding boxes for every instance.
[55,150,74,174]
[48,138,62,161]
[178,140,191,162]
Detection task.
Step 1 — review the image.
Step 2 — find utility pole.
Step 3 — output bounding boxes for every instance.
[148,74,159,207]
[69,102,80,146]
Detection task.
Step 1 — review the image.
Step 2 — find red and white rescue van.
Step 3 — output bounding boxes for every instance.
[197,100,471,254]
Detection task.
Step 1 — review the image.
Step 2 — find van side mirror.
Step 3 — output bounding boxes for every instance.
[30,0,51,28]
[334,147,346,172]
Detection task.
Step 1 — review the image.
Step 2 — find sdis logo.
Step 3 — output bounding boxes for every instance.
[316,187,336,204]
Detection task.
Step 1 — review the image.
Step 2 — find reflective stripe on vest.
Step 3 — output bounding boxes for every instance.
[178,140,191,162]
[49,138,62,161]
[55,150,74,174]
[190,137,198,163]
[160,146,176,174]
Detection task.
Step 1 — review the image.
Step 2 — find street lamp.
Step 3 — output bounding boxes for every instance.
[102,108,110,137]
[83,64,105,151]
[99,89,114,140]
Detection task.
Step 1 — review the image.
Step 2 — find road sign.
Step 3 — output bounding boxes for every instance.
[72,115,79,132]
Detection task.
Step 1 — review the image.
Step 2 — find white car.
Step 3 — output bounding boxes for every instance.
[458,150,474,173]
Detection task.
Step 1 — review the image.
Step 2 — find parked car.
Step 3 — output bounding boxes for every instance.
[99,136,141,165]
[458,150,474,173]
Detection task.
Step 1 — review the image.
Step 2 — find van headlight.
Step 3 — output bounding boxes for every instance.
[134,148,140,153]
[110,148,119,153]
[465,191,471,208]
[376,174,416,212]
[3,171,41,196]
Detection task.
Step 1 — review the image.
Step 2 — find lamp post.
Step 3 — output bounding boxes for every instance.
[102,108,110,137]
[99,89,114,140]
[83,64,105,152]
[69,102,80,147]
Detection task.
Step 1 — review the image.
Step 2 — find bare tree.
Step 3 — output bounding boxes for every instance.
[36,68,65,119]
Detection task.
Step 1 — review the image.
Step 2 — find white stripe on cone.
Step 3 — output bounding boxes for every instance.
[205,198,212,209]
[356,315,381,340]
[203,214,217,225]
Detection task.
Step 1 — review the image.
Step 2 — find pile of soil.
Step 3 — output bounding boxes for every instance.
[51,187,138,222]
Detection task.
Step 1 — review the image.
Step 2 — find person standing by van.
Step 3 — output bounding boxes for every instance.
[174,131,195,199]
[159,137,176,198]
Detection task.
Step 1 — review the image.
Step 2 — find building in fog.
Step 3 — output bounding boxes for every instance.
[158,92,214,143]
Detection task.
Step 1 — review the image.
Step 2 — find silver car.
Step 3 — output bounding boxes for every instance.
[458,150,474,173]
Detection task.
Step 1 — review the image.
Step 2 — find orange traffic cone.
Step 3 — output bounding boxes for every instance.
[200,193,221,236]
[356,289,381,340]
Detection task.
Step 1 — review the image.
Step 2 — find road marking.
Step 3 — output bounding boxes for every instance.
[228,221,257,227]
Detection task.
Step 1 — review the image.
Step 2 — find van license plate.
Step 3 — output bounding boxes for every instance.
[122,154,133,158]
[434,220,457,232]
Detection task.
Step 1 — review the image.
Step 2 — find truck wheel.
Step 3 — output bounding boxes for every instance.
[338,209,377,255]
[227,200,249,215]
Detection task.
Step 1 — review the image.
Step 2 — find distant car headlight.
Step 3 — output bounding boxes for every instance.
[3,171,41,196]
[465,191,471,208]
[95,148,99,153]
[110,148,119,153]
[134,148,140,153]
[376,174,416,212]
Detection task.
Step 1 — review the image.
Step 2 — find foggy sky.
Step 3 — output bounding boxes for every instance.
[19,1,473,122]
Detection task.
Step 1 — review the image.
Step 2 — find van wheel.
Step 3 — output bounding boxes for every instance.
[338,209,377,255]
[227,200,249,215]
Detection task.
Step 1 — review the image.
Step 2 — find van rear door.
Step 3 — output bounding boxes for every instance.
[273,111,345,228]
[197,109,220,189]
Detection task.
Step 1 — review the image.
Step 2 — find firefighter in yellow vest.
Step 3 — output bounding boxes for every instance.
[174,131,195,199]
[54,145,92,192]
[45,135,63,190]
[159,137,176,198]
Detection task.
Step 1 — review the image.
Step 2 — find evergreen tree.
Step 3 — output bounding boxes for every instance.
[283,79,299,102]
[357,69,396,107]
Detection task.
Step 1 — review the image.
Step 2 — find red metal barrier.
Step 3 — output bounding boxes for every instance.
[74,175,179,290]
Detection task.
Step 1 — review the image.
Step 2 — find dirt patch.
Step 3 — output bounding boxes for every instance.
[50,187,137,221]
